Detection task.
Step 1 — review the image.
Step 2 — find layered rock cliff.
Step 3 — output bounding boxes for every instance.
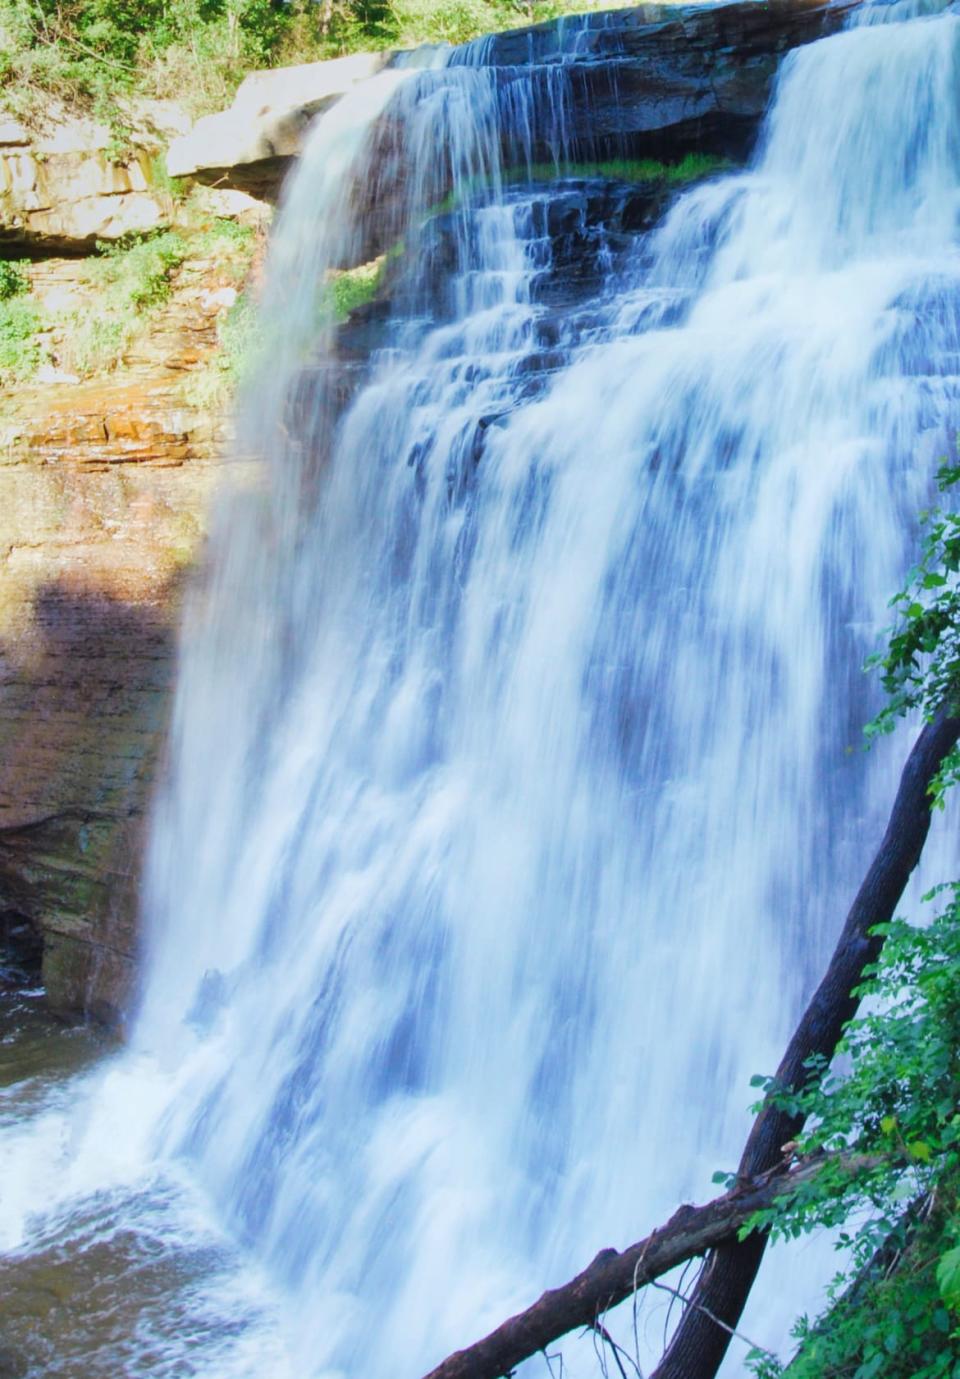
[0,247,250,1026]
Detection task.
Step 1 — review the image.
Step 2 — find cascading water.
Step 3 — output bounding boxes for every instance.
[2,3,959,1376]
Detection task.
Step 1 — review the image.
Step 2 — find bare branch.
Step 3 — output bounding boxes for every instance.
[421,1156,832,1379]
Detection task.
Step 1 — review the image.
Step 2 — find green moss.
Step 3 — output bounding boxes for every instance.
[148,150,188,204]
[329,258,386,322]
[508,153,733,185]
[427,153,732,219]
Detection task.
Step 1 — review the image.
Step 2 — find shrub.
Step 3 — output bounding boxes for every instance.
[0,296,41,381]
[61,230,188,375]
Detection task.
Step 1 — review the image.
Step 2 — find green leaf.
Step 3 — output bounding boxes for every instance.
[937,1248,960,1312]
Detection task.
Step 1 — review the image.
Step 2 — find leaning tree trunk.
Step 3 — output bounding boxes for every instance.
[421,705,960,1379]
[651,704,960,1379]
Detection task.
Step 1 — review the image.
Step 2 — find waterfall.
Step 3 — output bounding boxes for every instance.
[2,4,959,1376]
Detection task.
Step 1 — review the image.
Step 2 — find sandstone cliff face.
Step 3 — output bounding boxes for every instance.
[0,104,189,253]
[0,253,238,1027]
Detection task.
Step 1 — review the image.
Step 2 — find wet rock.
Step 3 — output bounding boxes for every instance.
[482,0,858,165]
[170,0,858,203]
[0,256,236,1028]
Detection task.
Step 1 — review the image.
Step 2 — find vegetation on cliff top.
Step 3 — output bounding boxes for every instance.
[0,0,636,125]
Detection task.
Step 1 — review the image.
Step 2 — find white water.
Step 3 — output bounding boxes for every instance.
[3,5,960,1376]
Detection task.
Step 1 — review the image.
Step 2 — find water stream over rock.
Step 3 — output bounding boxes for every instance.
[2,3,959,1375]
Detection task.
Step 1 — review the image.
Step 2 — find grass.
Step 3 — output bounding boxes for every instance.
[0,214,258,388]
[0,0,667,129]
[0,295,42,382]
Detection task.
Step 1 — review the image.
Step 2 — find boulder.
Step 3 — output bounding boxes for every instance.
[166,51,392,199]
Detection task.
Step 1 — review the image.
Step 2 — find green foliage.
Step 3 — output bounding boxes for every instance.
[0,0,305,120]
[60,229,187,374]
[0,255,40,381]
[0,259,29,301]
[0,294,41,380]
[0,0,645,124]
[735,473,960,1373]
[739,891,960,1375]
[747,895,960,1252]
[867,464,960,734]
[864,463,960,805]
[91,231,187,309]
[776,1222,960,1379]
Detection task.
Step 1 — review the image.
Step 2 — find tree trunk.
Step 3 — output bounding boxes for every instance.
[422,706,960,1379]
[651,704,960,1379]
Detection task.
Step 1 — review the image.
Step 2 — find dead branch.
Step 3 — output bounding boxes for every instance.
[422,1155,843,1379]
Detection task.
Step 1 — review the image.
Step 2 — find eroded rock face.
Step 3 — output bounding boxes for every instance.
[477,0,859,162]
[169,0,858,203]
[166,51,392,200]
[0,256,237,1027]
[0,102,192,253]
